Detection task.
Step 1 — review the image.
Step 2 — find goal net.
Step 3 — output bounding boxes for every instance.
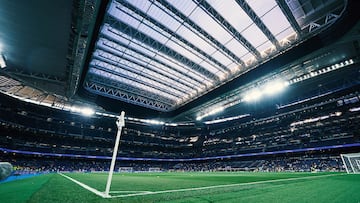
[149,167,161,172]
[340,153,360,174]
[118,167,133,173]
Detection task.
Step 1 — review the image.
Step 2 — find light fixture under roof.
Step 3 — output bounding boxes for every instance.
[243,89,262,102]
[263,80,289,96]
[0,54,6,69]
[70,106,95,116]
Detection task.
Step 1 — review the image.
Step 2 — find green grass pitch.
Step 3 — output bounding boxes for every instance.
[0,172,359,203]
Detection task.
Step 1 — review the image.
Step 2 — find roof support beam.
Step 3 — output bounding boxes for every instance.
[86,76,175,105]
[3,68,65,85]
[84,80,174,111]
[235,0,280,49]
[105,16,220,82]
[275,0,302,36]
[93,49,190,95]
[194,0,261,60]
[98,37,202,90]
[117,0,230,74]
[156,0,245,67]
[90,62,184,99]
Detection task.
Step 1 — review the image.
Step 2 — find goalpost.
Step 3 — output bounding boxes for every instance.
[340,153,360,174]
[149,167,162,172]
[104,111,125,197]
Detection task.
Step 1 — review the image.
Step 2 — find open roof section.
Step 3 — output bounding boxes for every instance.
[84,0,345,112]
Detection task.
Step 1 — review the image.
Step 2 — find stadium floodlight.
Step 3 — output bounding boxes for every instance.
[144,119,165,125]
[204,114,250,124]
[70,106,95,116]
[209,106,225,115]
[263,80,288,95]
[243,89,262,102]
[81,108,95,116]
[341,152,360,174]
[0,54,6,69]
[349,107,360,112]
[196,106,225,121]
[70,106,81,113]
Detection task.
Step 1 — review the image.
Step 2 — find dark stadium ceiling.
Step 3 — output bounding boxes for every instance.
[0,0,73,95]
[0,0,97,98]
[0,0,359,122]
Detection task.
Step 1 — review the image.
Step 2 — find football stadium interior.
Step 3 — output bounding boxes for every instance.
[0,0,359,202]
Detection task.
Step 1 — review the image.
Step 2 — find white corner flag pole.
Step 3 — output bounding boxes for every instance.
[104,111,125,197]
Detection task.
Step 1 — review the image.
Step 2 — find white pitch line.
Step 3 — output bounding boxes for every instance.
[110,173,343,198]
[58,173,107,198]
[109,191,152,194]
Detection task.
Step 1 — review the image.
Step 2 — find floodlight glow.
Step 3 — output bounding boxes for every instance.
[70,106,94,116]
[204,114,250,124]
[80,108,95,116]
[263,80,288,95]
[349,107,360,112]
[70,106,81,112]
[209,106,225,115]
[243,89,262,102]
[196,106,225,121]
[145,119,165,125]
[165,123,178,126]
[0,54,6,69]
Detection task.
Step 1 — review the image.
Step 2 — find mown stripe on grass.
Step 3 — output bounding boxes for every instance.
[109,191,151,193]
[0,174,52,203]
[110,173,343,198]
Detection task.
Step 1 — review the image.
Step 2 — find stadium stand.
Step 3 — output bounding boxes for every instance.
[1,86,359,173]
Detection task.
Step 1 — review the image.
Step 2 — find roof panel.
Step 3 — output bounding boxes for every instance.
[225,38,250,58]
[211,51,234,67]
[165,40,203,64]
[176,25,217,55]
[94,49,195,93]
[207,0,253,32]
[228,62,241,73]
[137,23,170,44]
[101,23,212,86]
[241,24,271,51]
[89,63,186,100]
[89,67,179,102]
[145,3,182,31]
[188,7,233,44]
[245,0,277,17]
[166,0,197,16]
[256,41,274,54]
[153,54,210,84]
[108,2,141,28]
[118,1,229,75]
[125,0,152,13]
[241,52,255,63]
[261,6,295,41]
[199,60,226,76]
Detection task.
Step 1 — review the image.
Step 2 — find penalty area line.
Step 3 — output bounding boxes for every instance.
[110,173,343,198]
[109,190,152,194]
[58,173,107,198]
